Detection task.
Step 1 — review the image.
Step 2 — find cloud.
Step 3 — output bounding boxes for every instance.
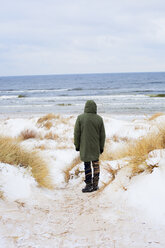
[0,0,165,76]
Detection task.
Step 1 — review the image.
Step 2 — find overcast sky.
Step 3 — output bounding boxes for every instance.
[0,0,165,76]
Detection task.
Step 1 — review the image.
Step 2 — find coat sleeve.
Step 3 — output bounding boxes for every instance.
[100,120,106,151]
[74,116,81,150]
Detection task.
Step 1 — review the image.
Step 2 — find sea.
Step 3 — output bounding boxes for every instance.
[0,72,165,117]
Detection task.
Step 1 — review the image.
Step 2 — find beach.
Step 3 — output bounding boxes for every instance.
[0,112,165,247]
[0,72,165,247]
[1,0,165,245]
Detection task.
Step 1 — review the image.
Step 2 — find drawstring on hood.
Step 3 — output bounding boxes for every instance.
[84,100,97,114]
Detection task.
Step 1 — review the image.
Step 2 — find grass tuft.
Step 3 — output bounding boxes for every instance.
[18,129,38,140]
[0,191,4,199]
[64,156,81,183]
[0,136,53,189]
[148,112,164,121]
[149,94,165,98]
[44,132,59,140]
[120,127,165,175]
[37,113,60,124]
[18,94,26,98]
[101,122,165,178]
[36,144,46,150]
[112,135,129,143]
[44,121,53,129]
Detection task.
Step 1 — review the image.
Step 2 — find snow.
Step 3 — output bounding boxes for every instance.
[0,114,165,247]
[125,166,165,225]
[0,163,36,201]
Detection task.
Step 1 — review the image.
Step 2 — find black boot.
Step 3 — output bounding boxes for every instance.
[82,181,93,193]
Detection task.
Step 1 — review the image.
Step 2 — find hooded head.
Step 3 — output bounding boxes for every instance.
[84,100,97,114]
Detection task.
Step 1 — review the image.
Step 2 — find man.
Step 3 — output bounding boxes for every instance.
[74,100,106,193]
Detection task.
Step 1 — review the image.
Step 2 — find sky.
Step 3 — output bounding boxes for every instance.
[0,0,165,76]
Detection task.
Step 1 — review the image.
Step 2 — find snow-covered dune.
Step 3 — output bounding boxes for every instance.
[0,113,165,247]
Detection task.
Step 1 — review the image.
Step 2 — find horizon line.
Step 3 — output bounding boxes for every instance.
[0,71,165,78]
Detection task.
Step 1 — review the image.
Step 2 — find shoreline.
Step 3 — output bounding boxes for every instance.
[0,111,156,120]
[0,111,150,122]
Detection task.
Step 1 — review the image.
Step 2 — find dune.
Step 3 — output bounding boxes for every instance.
[0,112,165,247]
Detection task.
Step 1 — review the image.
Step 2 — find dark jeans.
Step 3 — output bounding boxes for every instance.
[84,160,100,184]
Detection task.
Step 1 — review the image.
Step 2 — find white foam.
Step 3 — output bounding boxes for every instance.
[0,95,18,99]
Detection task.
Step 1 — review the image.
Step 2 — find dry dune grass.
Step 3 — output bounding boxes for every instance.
[64,156,81,183]
[98,178,114,193]
[104,165,119,180]
[44,121,53,130]
[100,147,114,161]
[37,113,72,129]
[100,121,165,179]
[58,117,69,125]
[18,129,38,140]
[56,144,73,150]
[125,125,165,175]
[37,113,60,124]
[36,144,46,150]
[0,191,4,199]
[98,165,119,193]
[55,115,73,125]
[100,138,115,161]
[0,136,53,189]
[37,113,72,124]
[37,113,59,129]
[101,123,165,178]
[101,136,130,162]
[148,112,164,121]
[44,132,59,140]
[112,134,129,143]
[134,125,144,130]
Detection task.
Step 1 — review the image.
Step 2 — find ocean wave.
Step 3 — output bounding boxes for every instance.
[0,89,17,92]
[133,90,161,93]
[149,81,165,84]
[52,94,148,100]
[0,94,148,101]
[26,88,69,93]
[1,87,162,95]
[0,88,69,94]
[68,88,83,91]
[0,95,18,99]
[0,104,53,108]
[67,87,120,91]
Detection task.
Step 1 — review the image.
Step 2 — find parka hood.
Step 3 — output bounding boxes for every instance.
[84,100,97,114]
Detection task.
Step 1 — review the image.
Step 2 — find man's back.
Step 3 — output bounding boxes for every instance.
[74,100,105,162]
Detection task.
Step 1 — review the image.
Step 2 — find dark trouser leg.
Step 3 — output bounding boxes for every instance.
[82,162,93,193]
[92,160,100,191]
[84,162,92,184]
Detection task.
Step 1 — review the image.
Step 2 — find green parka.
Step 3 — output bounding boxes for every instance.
[74,100,106,162]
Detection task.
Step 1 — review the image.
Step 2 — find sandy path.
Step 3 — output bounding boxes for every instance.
[0,181,165,248]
